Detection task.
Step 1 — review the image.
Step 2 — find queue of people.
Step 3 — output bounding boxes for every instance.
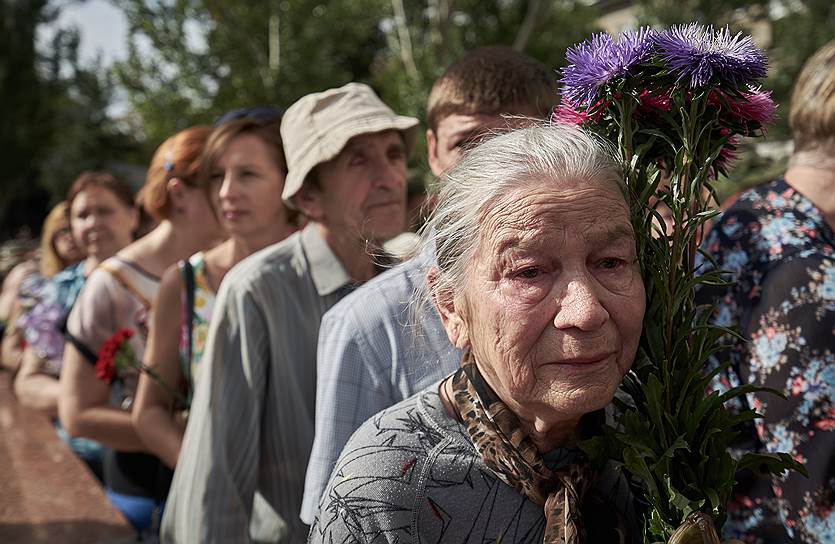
[0,38,832,544]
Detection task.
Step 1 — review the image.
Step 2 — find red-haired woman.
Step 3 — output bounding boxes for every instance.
[59,127,224,537]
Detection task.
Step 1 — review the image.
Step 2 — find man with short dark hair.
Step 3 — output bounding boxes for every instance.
[161,83,418,543]
[302,47,558,525]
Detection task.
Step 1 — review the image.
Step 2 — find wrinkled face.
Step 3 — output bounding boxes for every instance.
[210,133,288,241]
[70,186,138,261]
[446,175,645,426]
[52,219,82,263]
[428,113,536,176]
[305,130,407,244]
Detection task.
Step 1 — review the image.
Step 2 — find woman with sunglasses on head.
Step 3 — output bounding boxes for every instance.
[133,116,298,470]
[59,127,223,538]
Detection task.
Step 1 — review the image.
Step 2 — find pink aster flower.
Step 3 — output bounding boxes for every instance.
[709,88,776,128]
[637,88,672,113]
[551,102,589,126]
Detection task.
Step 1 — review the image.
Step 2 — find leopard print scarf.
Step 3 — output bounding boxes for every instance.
[447,354,598,544]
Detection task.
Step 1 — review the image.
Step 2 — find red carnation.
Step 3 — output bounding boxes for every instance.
[95,328,135,384]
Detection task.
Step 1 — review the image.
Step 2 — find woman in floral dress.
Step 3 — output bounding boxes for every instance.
[1,202,82,372]
[699,39,835,543]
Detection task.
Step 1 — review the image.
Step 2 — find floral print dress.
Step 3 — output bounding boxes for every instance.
[17,262,86,372]
[178,252,215,396]
[697,177,835,543]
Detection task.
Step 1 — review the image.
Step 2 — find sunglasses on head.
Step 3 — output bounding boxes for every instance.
[213,106,284,127]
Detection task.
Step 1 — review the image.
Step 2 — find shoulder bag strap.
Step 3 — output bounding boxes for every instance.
[181,259,196,391]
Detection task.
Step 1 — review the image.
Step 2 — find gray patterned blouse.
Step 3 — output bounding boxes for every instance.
[309,385,639,543]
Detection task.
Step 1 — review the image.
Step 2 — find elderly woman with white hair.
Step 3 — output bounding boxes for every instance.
[308,124,646,542]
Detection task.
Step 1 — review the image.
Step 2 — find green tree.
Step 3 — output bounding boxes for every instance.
[115,0,601,182]
[0,0,143,239]
[38,26,145,199]
[115,0,390,147]
[0,0,54,238]
[767,0,835,138]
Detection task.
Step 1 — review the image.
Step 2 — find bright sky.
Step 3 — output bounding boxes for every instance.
[43,0,128,66]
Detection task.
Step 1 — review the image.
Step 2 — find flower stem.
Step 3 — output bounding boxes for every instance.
[138,362,189,408]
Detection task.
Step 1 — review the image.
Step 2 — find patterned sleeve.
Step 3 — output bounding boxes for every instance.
[161,276,270,543]
[736,255,835,543]
[698,207,793,541]
[698,206,764,410]
[308,407,426,544]
[302,301,394,524]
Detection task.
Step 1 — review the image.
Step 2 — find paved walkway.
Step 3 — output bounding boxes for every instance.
[0,371,135,543]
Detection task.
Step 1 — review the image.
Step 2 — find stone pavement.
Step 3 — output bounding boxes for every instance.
[0,371,136,543]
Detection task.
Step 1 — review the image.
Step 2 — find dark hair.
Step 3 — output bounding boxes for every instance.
[426,46,557,132]
[67,171,135,212]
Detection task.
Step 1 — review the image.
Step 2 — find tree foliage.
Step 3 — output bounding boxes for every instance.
[115,0,391,146]
[0,0,143,239]
[8,1,833,238]
[0,0,55,237]
[114,0,601,162]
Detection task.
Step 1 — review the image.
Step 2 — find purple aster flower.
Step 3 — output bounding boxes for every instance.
[560,27,657,105]
[655,23,767,89]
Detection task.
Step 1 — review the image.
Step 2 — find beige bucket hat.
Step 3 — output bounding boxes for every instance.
[280,82,419,206]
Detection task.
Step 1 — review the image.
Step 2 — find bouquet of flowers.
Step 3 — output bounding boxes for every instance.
[96,327,188,409]
[555,24,807,542]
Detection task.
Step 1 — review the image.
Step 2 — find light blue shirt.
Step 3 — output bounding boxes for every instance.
[300,244,462,524]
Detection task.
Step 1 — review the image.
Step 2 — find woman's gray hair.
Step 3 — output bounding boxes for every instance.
[418,122,626,314]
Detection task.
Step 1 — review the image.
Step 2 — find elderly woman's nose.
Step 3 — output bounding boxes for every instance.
[553,278,609,331]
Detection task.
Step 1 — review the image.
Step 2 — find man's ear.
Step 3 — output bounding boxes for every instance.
[292,183,324,223]
[426,128,444,178]
[427,267,469,349]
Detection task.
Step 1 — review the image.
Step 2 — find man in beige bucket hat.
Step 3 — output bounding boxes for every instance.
[162,82,418,543]
[303,47,558,529]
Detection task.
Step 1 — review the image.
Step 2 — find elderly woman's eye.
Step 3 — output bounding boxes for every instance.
[599,257,626,270]
[516,267,542,279]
